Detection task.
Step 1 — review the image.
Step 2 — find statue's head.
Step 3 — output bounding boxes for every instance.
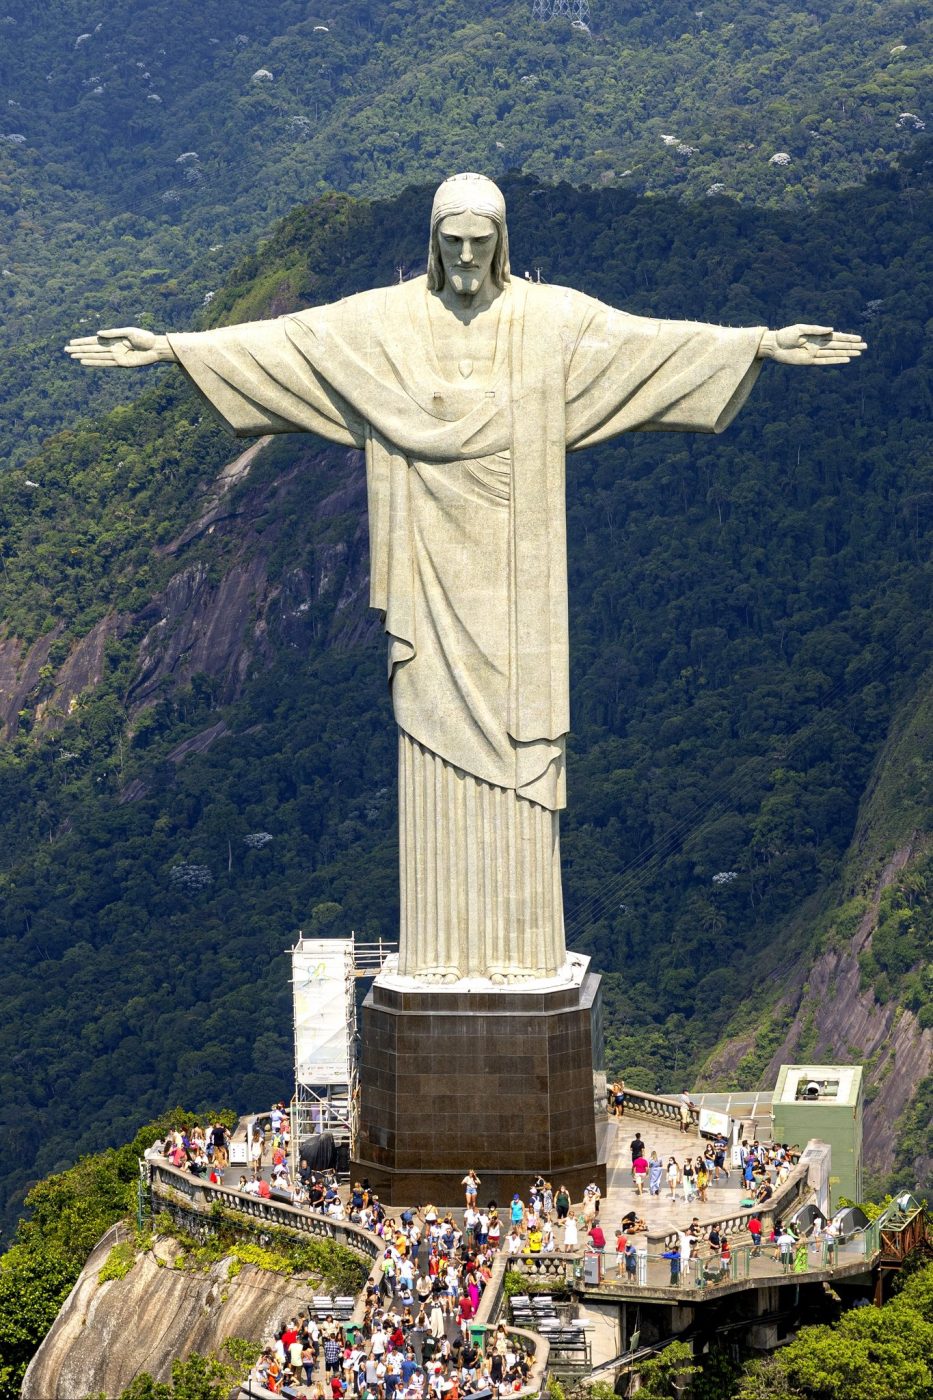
[426,172,511,295]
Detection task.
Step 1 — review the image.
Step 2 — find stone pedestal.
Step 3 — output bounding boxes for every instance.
[351,956,607,1205]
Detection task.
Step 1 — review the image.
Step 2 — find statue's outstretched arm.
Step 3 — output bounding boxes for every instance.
[757,324,866,366]
[64,327,177,367]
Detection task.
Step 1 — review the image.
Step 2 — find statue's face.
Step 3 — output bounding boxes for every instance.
[436,212,498,296]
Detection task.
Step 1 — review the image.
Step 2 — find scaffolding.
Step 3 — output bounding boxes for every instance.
[289,932,395,1158]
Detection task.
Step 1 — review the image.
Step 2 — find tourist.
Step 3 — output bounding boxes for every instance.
[713,1134,729,1181]
[748,1213,762,1256]
[582,1182,601,1224]
[210,1121,229,1169]
[648,1152,663,1197]
[632,1151,648,1196]
[775,1226,796,1270]
[562,1214,578,1249]
[666,1156,680,1201]
[611,1080,626,1119]
[461,1170,480,1208]
[587,1220,606,1253]
[487,1210,502,1251]
[678,1091,694,1133]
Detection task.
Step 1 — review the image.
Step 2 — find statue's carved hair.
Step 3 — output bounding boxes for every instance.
[426,172,511,292]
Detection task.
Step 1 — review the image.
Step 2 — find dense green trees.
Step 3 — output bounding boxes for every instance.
[736,1263,933,1399]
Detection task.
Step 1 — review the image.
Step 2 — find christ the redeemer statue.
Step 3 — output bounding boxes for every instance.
[66,173,865,986]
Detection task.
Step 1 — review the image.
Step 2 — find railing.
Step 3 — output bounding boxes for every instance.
[147,1159,381,1260]
[618,1087,700,1130]
[578,1226,880,1295]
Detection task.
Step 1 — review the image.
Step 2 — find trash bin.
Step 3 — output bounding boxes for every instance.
[470,1323,486,1351]
[344,1325,358,1346]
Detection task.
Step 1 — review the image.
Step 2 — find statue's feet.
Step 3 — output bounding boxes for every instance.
[413,968,461,985]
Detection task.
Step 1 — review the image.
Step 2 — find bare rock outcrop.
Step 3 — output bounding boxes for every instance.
[0,625,60,737]
[4,435,377,749]
[705,840,932,1183]
[23,1228,316,1400]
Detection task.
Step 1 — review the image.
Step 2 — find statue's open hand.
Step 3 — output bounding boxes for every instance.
[761,324,867,366]
[64,327,172,367]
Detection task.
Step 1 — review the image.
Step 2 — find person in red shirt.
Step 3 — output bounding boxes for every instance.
[458,1293,475,1336]
[257,1176,271,1199]
[748,1215,762,1256]
[330,1376,344,1400]
[281,1321,299,1353]
[588,1222,606,1252]
[632,1154,649,1195]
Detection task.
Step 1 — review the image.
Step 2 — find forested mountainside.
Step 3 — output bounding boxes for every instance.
[0,158,930,1236]
[0,0,930,464]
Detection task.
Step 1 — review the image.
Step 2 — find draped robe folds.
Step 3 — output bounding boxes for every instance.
[168,277,764,980]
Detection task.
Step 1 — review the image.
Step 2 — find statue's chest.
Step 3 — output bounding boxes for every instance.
[433,329,498,383]
[427,304,501,385]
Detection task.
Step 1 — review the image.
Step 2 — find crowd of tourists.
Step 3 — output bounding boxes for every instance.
[246,1181,541,1400]
[150,1102,818,1397]
[249,1307,532,1400]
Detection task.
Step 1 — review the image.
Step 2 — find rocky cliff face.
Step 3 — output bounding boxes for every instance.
[0,435,378,743]
[22,1227,317,1400]
[705,839,931,1178]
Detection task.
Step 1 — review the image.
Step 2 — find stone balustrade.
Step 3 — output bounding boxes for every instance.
[146,1159,381,1260]
[505,1252,579,1287]
[617,1086,700,1128]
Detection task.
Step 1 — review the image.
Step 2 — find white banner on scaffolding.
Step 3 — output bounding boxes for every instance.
[292,938,352,1085]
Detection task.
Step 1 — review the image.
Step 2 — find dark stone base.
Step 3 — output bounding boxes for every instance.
[351,967,607,1207]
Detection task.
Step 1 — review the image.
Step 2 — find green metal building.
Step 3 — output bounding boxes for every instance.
[772,1064,863,1209]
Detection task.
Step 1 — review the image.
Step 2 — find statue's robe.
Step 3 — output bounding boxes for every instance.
[169,277,763,979]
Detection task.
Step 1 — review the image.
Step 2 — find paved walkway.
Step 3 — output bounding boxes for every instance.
[602,1117,753,1241]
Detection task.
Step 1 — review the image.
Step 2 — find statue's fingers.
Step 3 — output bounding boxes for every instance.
[797,323,833,336]
[815,343,864,357]
[65,336,107,350]
[810,354,854,365]
[96,326,143,340]
[830,334,867,349]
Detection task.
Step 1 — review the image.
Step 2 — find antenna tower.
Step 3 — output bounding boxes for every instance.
[534,0,591,20]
